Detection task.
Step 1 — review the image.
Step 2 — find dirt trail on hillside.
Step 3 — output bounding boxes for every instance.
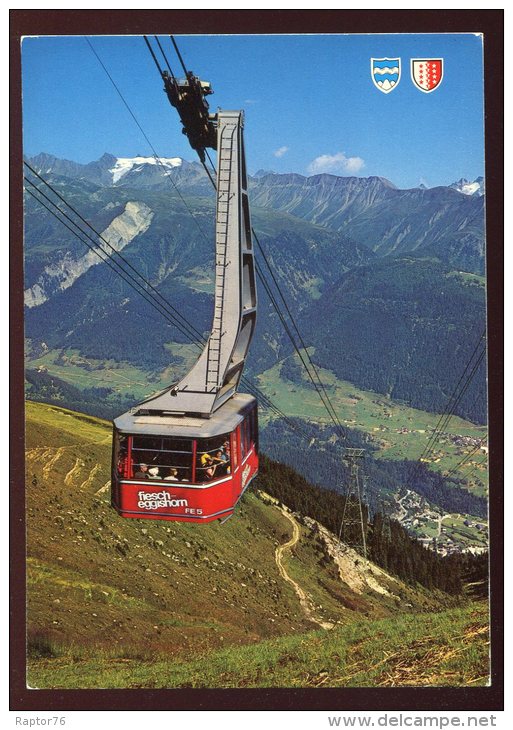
[275,508,334,630]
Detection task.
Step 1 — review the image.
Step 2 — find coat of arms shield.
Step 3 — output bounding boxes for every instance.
[371,57,401,93]
[411,58,444,92]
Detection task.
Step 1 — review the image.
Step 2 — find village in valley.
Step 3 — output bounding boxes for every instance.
[392,488,488,556]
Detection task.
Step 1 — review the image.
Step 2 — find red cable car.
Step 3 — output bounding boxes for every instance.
[111,101,258,523]
[112,395,257,523]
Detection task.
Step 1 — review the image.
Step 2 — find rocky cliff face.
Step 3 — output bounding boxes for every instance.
[24,201,154,307]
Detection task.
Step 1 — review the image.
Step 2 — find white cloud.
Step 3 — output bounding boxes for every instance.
[307,152,365,175]
[274,146,289,158]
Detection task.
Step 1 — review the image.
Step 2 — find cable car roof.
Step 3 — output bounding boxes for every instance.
[114,392,256,439]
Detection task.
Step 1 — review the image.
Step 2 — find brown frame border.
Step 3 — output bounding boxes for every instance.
[10,9,504,712]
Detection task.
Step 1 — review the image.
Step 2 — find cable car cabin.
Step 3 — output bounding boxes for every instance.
[111,394,258,523]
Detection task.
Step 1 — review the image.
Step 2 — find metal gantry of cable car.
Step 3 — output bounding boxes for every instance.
[111,41,259,524]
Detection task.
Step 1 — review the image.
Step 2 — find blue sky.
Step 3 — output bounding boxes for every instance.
[22,33,484,189]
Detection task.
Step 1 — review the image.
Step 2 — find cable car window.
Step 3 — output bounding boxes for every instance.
[196,434,231,483]
[241,416,251,459]
[252,405,258,448]
[161,438,192,453]
[232,430,239,471]
[129,436,193,482]
[132,435,162,451]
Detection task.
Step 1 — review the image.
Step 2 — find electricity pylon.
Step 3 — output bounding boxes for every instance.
[338,448,367,559]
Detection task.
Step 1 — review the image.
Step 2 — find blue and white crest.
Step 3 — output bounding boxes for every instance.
[371,58,401,94]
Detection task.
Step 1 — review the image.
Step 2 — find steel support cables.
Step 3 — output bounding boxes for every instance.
[417,329,487,464]
[253,227,347,440]
[24,162,204,346]
[25,167,311,437]
[444,438,488,480]
[407,329,487,488]
[86,36,211,247]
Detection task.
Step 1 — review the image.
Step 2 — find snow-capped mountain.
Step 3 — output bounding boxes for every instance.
[449,177,485,197]
[27,152,208,191]
[109,156,183,183]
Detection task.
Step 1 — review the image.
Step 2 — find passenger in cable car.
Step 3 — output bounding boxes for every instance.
[164,468,179,481]
[134,463,149,480]
[148,466,161,479]
[202,454,217,480]
[213,449,228,476]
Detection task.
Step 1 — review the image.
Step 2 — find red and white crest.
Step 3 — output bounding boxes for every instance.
[411,59,443,93]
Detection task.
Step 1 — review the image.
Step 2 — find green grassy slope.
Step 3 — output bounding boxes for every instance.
[29,602,489,689]
[25,401,486,689]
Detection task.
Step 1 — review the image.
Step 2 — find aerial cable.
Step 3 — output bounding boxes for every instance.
[170,35,189,78]
[445,438,487,479]
[423,337,484,455]
[24,184,203,347]
[201,160,217,189]
[253,228,346,439]
[254,260,346,441]
[24,162,205,346]
[153,35,177,79]
[419,349,486,462]
[143,35,165,78]
[255,260,345,439]
[205,149,217,181]
[407,332,486,490]
[458,455,487,483]
[86,36,213,249]
[417,330,486,463]
[413,346,486,478]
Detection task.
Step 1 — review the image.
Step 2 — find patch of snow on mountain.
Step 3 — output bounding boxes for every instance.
[459,181,481,196]
[110,156,182,183]
[450,177,484,197]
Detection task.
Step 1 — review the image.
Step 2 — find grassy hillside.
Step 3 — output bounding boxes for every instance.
[29,602,489,689]
[25,401,487,689]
